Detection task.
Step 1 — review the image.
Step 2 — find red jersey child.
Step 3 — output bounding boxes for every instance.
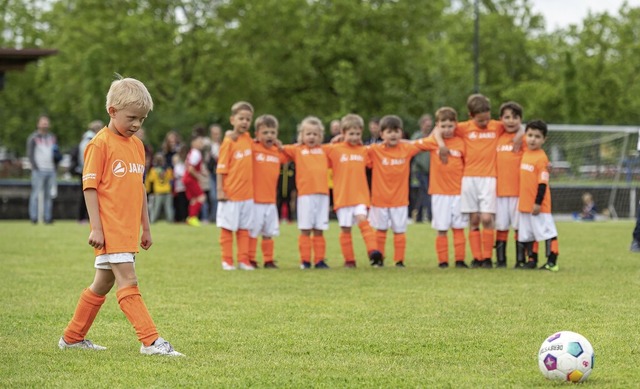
[183,134,206,227]
[216,101,255,270]
[325,114,381,268]
[282,116,331,269]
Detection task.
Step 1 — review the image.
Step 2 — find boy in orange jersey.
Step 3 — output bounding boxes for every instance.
[281,116,331,269]
[183,134,207,227]
[495,101,526,268]
[433,94,522,269]
[58,77,183,356]
[367,115,434,267]
[518,120,559,271]
[216,101,255,271]
[248,114,289,269]
[414,108,469,268]
[326,114,382,268]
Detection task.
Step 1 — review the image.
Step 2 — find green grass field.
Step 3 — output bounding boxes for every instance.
[1,220,639,388]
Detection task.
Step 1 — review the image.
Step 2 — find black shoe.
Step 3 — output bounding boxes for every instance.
[514,261,525,269]
[438,262,449,269]
[495,261,507,268]
[523,260,538,269]
[264,261,278,269]
[470,259,482,268]
[480,259,493,269]
[315,260,330,269]
[455,261,469,268]
[368,250,383,267]
[250,260,259,269]
[300,261,312,270]
[395,261,405,268]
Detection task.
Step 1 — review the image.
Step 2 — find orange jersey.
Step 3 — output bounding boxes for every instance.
[82,127,146,255]
[216,132,254,201]
[325,143,371,209]
[496,132,525,197]
[367,143,423,207]
[252,142,289,204]
[415,136,465,195]
[455,119,504,177]
[518,149,552,214]
[282,144,329,195]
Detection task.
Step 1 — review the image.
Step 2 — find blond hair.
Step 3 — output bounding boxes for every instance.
[231,101,254,115]
[340,113,364,133]
[105,77,153,112]
[297,116,324,143]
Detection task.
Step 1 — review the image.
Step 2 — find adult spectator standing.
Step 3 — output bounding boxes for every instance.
[323,119,341,144]
[207,124,222,222]
[27,115,60,224]
[364,117,382,145]
[409,114,433,223]
[76,120,104,223]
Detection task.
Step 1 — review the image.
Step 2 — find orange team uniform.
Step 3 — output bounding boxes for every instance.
[455,119,504,177]
[518,149,552,214]
[253,142,290,204]
[496,132,525,198]
[83,127,146,255]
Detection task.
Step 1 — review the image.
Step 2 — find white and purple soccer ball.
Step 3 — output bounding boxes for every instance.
[538,331,595,383]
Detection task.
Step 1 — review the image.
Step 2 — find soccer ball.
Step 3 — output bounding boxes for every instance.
[538,331,595,383]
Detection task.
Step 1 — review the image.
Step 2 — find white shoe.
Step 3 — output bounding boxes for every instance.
[238,262,256,271]
[58,337,106,350]
[222,262,236,271]
[140,337,184,357]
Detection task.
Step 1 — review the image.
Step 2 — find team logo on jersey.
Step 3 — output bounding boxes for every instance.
[112,160,127,177]
[449,150,462,157]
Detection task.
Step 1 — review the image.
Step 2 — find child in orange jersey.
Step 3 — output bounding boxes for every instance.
[59,77,183,356]
[495,101,526,268]
[248,115,289,269]
[183,134,207,227]
[367,115,433,267]
[433,94,521,268]
[326,114,382,268]
[518,120,559,271]
[414,108,469,268]
[281,117,331,269]
[216,101,255,271]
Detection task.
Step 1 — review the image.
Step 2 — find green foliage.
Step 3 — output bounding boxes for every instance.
[1,220,640,387]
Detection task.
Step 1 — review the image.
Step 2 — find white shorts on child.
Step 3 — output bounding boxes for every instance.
[431,194,469,231]
[297,194,330,230]
[95,252,135,270]
[460,176,496,214]
[337,204,368,228]
[250,203,280,238]
[495,196,519,230]
[216,199,254,231]
[518,212,558,242]
[368,206,408,233]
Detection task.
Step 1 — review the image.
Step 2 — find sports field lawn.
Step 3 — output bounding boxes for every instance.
[1,220,639,387]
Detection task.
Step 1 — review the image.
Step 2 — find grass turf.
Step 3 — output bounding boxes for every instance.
[0,220,639,387]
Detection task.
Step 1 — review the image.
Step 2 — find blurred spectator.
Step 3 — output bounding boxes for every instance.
[409,114,433,223]
[162,130,183,168]
[27,115,60,224]
[76,120,104,223]
[573,192,597,221]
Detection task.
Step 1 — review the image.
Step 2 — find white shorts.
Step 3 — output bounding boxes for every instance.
[460,176,496,214]
[517,212,558,242]
[495,196,519,230]
[431,195,469,231]
[95,252,135,270]
[368,206,408,233]
[216,199,254,231]
[337,204,368,228]
[250,203,280,238]
[297,194,330,230]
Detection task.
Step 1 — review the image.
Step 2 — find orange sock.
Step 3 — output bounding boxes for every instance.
[481,229,495,260]
[436,235,448,264]
[339,232,355,262]
[63,288,106,344]
[453,228,466,261]
[298,234,311,262]
[469,229,481,260]
[312,235,326,263]
[248,237,258,262]
[376,230,387,257]
[237,229,250,265]
[262,238,274,263]
[220,228,234,266]
[496,230,509,241]
[116,285,158,347]
[393,233,406,262]
[358,220,377,253]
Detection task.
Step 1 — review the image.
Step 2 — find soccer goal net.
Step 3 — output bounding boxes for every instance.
[545,124,640,220]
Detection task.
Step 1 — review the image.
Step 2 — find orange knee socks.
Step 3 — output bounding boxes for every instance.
[298,234,312,263]
[481,229,495,260]
[358,220,377,253]
[236,229,250,265]
[220,228,234,266]
[312,235,326,263]
[339,232,355,262]
[469,229,481,260]
[261,239,274,263]
[63,288,106,344]
[116,285,158,347]
[436,235,448,264]
[393,233,406,262]
[453,228,466,261]
[248,237,258,262]
[376,230,387,257]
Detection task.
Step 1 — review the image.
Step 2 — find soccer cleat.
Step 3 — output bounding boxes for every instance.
[539,262,559,272]
[344,261,357,268]
[455,261,469,268]
[630,240,640,253]
[263,261,278,269]
[480,259,493,269]
[514,261,526,269]
[238,262,256,271]
[470,259,482,268]
[58,337,106,351]
[186,216,201,227]
[300,261,312,270]
[140,337,184,357]
[395,261,405,268]
[368,250,383,267]
[523,260,538,269]
[438,262,449,269]
[314,260,330,269]
[221,262,236,271]
[250,260,259,269]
